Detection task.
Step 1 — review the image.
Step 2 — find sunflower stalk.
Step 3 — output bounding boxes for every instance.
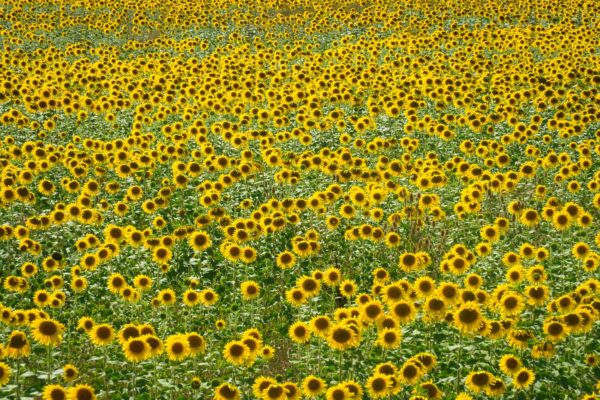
[47,345,52,382]
[455,332,463,393]
[15,360,21,400]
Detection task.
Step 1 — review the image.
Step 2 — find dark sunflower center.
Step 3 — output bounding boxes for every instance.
[332,328,351,343]
[458,308,479,324]
[129,340,145,354]
[39,320,58,336]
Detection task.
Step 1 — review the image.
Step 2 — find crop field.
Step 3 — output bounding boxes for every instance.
[0,0,599,399]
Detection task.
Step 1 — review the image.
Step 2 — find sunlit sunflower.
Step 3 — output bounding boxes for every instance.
[240,280,260,300]
[6,330,30,358]
[122,338,149,363]
[89,324,115,346]
[289,321,311,344]
[376,328,402,349]
[165,334,190,362]
[0,362,10,387]
[365,374,390,398]
[62,364,79,382]
[512,368,535,389]
[302,375,327,398]
[42,384,68,400]
[223,340,249,365]
[214,383,240,400]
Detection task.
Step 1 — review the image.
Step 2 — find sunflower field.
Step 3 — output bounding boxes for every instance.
[0,0,599,399]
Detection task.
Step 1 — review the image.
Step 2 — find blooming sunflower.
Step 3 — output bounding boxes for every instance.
[512,368,535,389]
[32,318,65,346]
[6,330,30,358]
[240,280,260,300]
[62,363,79,382]
[42,384,68,400]
[454,302,483,333]
[223,340,248,365]
[165,334,190,361]
[89,324,115,346]
[0,362,10,387]
[122,338,149,363]
[376,328,402,349]
[214,383,240,400]
[69,384,96,400]
[302,375,327,398]
[465,371,491,393]
[289,321,311,344]
[366,374,390,398]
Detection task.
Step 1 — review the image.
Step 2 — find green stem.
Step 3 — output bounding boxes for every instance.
[455,333,463,394]
[103,346,108,399]
[15,360,21,400]
[47,345,52,382]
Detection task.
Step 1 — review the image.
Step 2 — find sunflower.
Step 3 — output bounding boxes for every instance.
[414,276,436,298]
[187,333,206,356]
[152,246,172,264]
[323,267,342,286]
[499,354,522,376]
[390,300,416,324]
[133,275,153,291]
[276,250,296,270]
[512,368,535,389]
[584,354,599,367]
[420,381,443,399]
[6,330,30,358]
[77,317,94,333]
[289,321,311,344]
[263,383,287,400]
[122,338,149,363]
[532,341,555,359]
[302,375,326,397]
[62,364,79,382]
[309,315,332,337]
[381,283,404,305]
[178,288,200,306]
[199,289,219,306]
[158,289,177,305]
[107,273,126,294]
[339,279,357,298]
[142,335,162,357]
[42,384,68,400]
[325,384,351,400]
[252,375,275,398]
[0,362,10,387]
[283,382,300,400]
[297,276,321,297]
[498,292,524,317]
[327,324,357,351]
[223,340,248,365]
[240,281,260,300]
[89,324,115,346]
[465,371,491,393]
[399,360,423,385]
[33,289,52,307]
[365,374,390,398]
[286,288,306,307]
[376,328,402,349]
[454,302,483,333]
[165,334,190,362]
[214,383,240,400]
[69,384,96,400]
[118,324,140,344]
[188,230,212,251]
[32,318,65,346]
[543,320,567,342]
